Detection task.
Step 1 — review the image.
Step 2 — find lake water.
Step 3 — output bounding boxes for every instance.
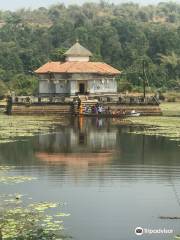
[0,117,180,240]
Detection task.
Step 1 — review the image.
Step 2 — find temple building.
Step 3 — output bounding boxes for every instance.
[35,41,121,96]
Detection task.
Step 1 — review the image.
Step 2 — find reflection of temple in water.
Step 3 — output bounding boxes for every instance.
[35,118,118,166]
[0,117,180,184]
[37,118,118,153]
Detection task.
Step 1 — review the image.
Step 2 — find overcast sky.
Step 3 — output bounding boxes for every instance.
[0,0,179,11]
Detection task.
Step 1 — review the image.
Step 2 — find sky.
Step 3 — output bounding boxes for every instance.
[0,0,180,11]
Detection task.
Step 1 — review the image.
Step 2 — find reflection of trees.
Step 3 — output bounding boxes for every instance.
[0,119,180,183]
[115,125,180,166]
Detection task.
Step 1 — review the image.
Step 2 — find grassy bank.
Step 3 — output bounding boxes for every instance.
[129,102,180,144]
[163,91,180,102]
[161,102,180,116]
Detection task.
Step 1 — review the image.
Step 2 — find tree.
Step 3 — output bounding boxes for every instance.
[10,74,38,95]
[0,2,180,93]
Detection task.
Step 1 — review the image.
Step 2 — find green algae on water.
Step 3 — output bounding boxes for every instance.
[0,114,67,144]
[0,176,37,184]
[0,198,70,239]
[129,116,180,143]
[0,193,69,240]
[0,167,70,239]
[0,165,36,184]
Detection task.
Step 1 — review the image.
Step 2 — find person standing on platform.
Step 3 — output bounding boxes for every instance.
[79,102,83,114]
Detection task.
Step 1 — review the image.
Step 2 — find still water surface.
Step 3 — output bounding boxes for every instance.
[0,117,180,240]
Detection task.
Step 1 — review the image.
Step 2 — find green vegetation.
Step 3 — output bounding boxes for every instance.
[130,116,180,142]
[0,196,69,239]
[0,175,36,184]
[129,102,180,144]
[0,114,67,143]
[0,117,72,239]
[0,166,70,239]
[0,2,180,95]
[163,91,180,102]
[161,102,180,116]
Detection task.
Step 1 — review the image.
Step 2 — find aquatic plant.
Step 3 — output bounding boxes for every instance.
[0,166,70,239]
[129,116,180,143]
[0,176,36,184]
[129,102,180,143]
[0,115,68,144]
[174,235,180,239]
[0,165,36,184]
[0,198,70,239]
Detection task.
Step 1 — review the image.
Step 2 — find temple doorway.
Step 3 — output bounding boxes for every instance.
[79,83,85,94]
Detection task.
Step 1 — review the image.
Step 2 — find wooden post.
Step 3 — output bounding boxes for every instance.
[6,96,12,115]
[143,60,146,100]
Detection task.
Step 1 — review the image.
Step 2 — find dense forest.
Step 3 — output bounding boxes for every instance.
[0,1,180,95]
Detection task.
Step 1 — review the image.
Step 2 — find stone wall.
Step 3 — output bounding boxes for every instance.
[12,103,72,115]
[38,73,118,96]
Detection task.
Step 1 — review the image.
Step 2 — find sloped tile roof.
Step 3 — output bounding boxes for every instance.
[35,61,121,75]
[64,42,92,57]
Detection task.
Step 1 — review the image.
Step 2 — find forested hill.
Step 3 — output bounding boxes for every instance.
[0,2,180,95]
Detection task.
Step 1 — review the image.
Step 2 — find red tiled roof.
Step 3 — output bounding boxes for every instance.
[35,61,121,75]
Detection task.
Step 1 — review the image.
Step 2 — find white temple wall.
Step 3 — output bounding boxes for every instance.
[39,81,55,94]
[55,81,70,94]
[66,56,89,62]
[39,81,70,95]
[38,74,118,95]
[70,81,78,95]
[88,78,117,94]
